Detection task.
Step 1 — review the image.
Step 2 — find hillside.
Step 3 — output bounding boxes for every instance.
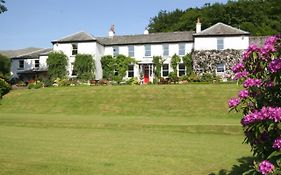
[148,0,281,36]
[0,47,41,58]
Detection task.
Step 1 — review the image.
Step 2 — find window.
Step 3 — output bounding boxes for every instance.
[178,63,186,76]
[128,65,134,77]
[113,46,119,57]
[145,45,151,57]
[216,63,225,73]
[35,59,40,68]
[217,38,224,50]
[72,44,78,55]
[162,64,169,77]
[128,46,134,57]
[179,43,185,56]
[163,44,169,56]
[18,60,24,69]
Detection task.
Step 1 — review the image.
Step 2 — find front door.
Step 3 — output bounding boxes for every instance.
[143,65,149,84]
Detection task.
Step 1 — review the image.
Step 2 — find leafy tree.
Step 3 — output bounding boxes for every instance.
[182,53,193,76]
[0,0,7,14]
[148,0,281,36]
[73,54,95,81]
[0,54,10,79]
[47,52,68,81]
[101,55,115,80]
[152,56,164,82]
[113,55,135,83]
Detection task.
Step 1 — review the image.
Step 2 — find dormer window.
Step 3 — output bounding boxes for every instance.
[217,38,224,50]
[72,44,78,55]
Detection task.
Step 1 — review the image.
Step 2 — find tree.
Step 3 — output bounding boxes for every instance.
[0,0,7,14]
[0,54,10,79]
[73,54,95,81]
[101,55,115,80]
[147,0,281,36]
[47,52,68,81]
[182,53,193,76]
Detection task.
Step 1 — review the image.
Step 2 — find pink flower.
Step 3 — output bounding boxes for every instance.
[268,57,281,73]
[273,137,281,150]
[259,160,275,175]
[239,90,249,99]
[228,98,240,108]
[232,63,245,73]
[233,71,249,80]
[243,78,262,88]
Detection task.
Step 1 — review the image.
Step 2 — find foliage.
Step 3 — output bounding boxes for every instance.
[0,77,11,98]
[170,54,181,73]
[53,78,71,87]
[112,54,135,84]
[74,54,95,81]
[0,54,10,79]
[101,55,115,80]
[168,72,178,84]
[188,72,200,82]
[152,56,164,83]
[47,52,68,81]
[229,35,281,174]
[182,53,193,76]
[200,73,214,82]
[27,80,43,89]
[125,77,140,85]
[0,0,7,14]
[148,0,281,36]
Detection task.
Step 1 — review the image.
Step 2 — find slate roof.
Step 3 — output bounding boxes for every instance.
[13,48,53,59]
[193,22,249,36]
[52,31,96,43]
[97,31,194,46]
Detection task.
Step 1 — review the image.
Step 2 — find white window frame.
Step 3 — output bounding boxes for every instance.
[179,43,186,56]
[128,64,134,77]
[162,64,169,77]
[216,63,225,74]
[217,38,224,50]
[178,63,186,76]
[35,59,40,68]
[18,60,24,69]
[72,43,78,55]
[128,46,134,57]
[144,45,151,57]
[163,44,169,56]
[113,46,119,57]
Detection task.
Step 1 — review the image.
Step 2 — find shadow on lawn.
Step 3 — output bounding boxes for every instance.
[209,156,255,175]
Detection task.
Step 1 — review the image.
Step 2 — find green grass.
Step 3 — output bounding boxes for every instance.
[0,84,251,175]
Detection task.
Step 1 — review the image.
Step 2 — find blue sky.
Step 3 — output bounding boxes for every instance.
[0,0,227,50]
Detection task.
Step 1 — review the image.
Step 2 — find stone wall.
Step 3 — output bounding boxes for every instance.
[192,49,243,75]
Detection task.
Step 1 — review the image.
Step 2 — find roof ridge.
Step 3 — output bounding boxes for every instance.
[52,31,95,42]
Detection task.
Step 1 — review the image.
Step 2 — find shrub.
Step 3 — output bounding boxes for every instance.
[0,54,10,79]
[182,53,193,76]
[27,80,43,89]
[101,55,115,80]
[200,73,214,82]
[0,78,11,98]
[152,56,164,83]
[229,35,281,174]
[126,77,140,85]
[188,72,200,82]
[168,72,179,84]
[53,78,70,87]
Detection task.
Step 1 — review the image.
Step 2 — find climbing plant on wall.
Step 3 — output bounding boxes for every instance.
[182,53,193,76]
[152,56,164,82]
[101,55,115,80]
[73,54,95,81]
[47,52,68,81]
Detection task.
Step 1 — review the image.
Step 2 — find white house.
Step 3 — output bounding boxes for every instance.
[11,21,250,84]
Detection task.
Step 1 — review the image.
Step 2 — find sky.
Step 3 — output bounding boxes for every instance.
[0,0,228,50]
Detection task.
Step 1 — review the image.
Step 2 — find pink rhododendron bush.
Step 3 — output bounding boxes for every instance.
[229,35,281,175]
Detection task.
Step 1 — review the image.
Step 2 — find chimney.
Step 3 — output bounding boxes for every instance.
[109,24,115,37]
[196,18,201,33]
[144,28,149,35]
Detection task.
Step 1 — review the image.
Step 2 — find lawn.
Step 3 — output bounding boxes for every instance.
[0,84,251,175]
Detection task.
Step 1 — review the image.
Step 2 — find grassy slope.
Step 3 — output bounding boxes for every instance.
[0,84,250,175]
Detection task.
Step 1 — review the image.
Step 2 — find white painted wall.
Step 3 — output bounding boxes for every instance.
[194,36,249,50]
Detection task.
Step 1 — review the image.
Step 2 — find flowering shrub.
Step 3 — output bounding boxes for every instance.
[229,35,281,174]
